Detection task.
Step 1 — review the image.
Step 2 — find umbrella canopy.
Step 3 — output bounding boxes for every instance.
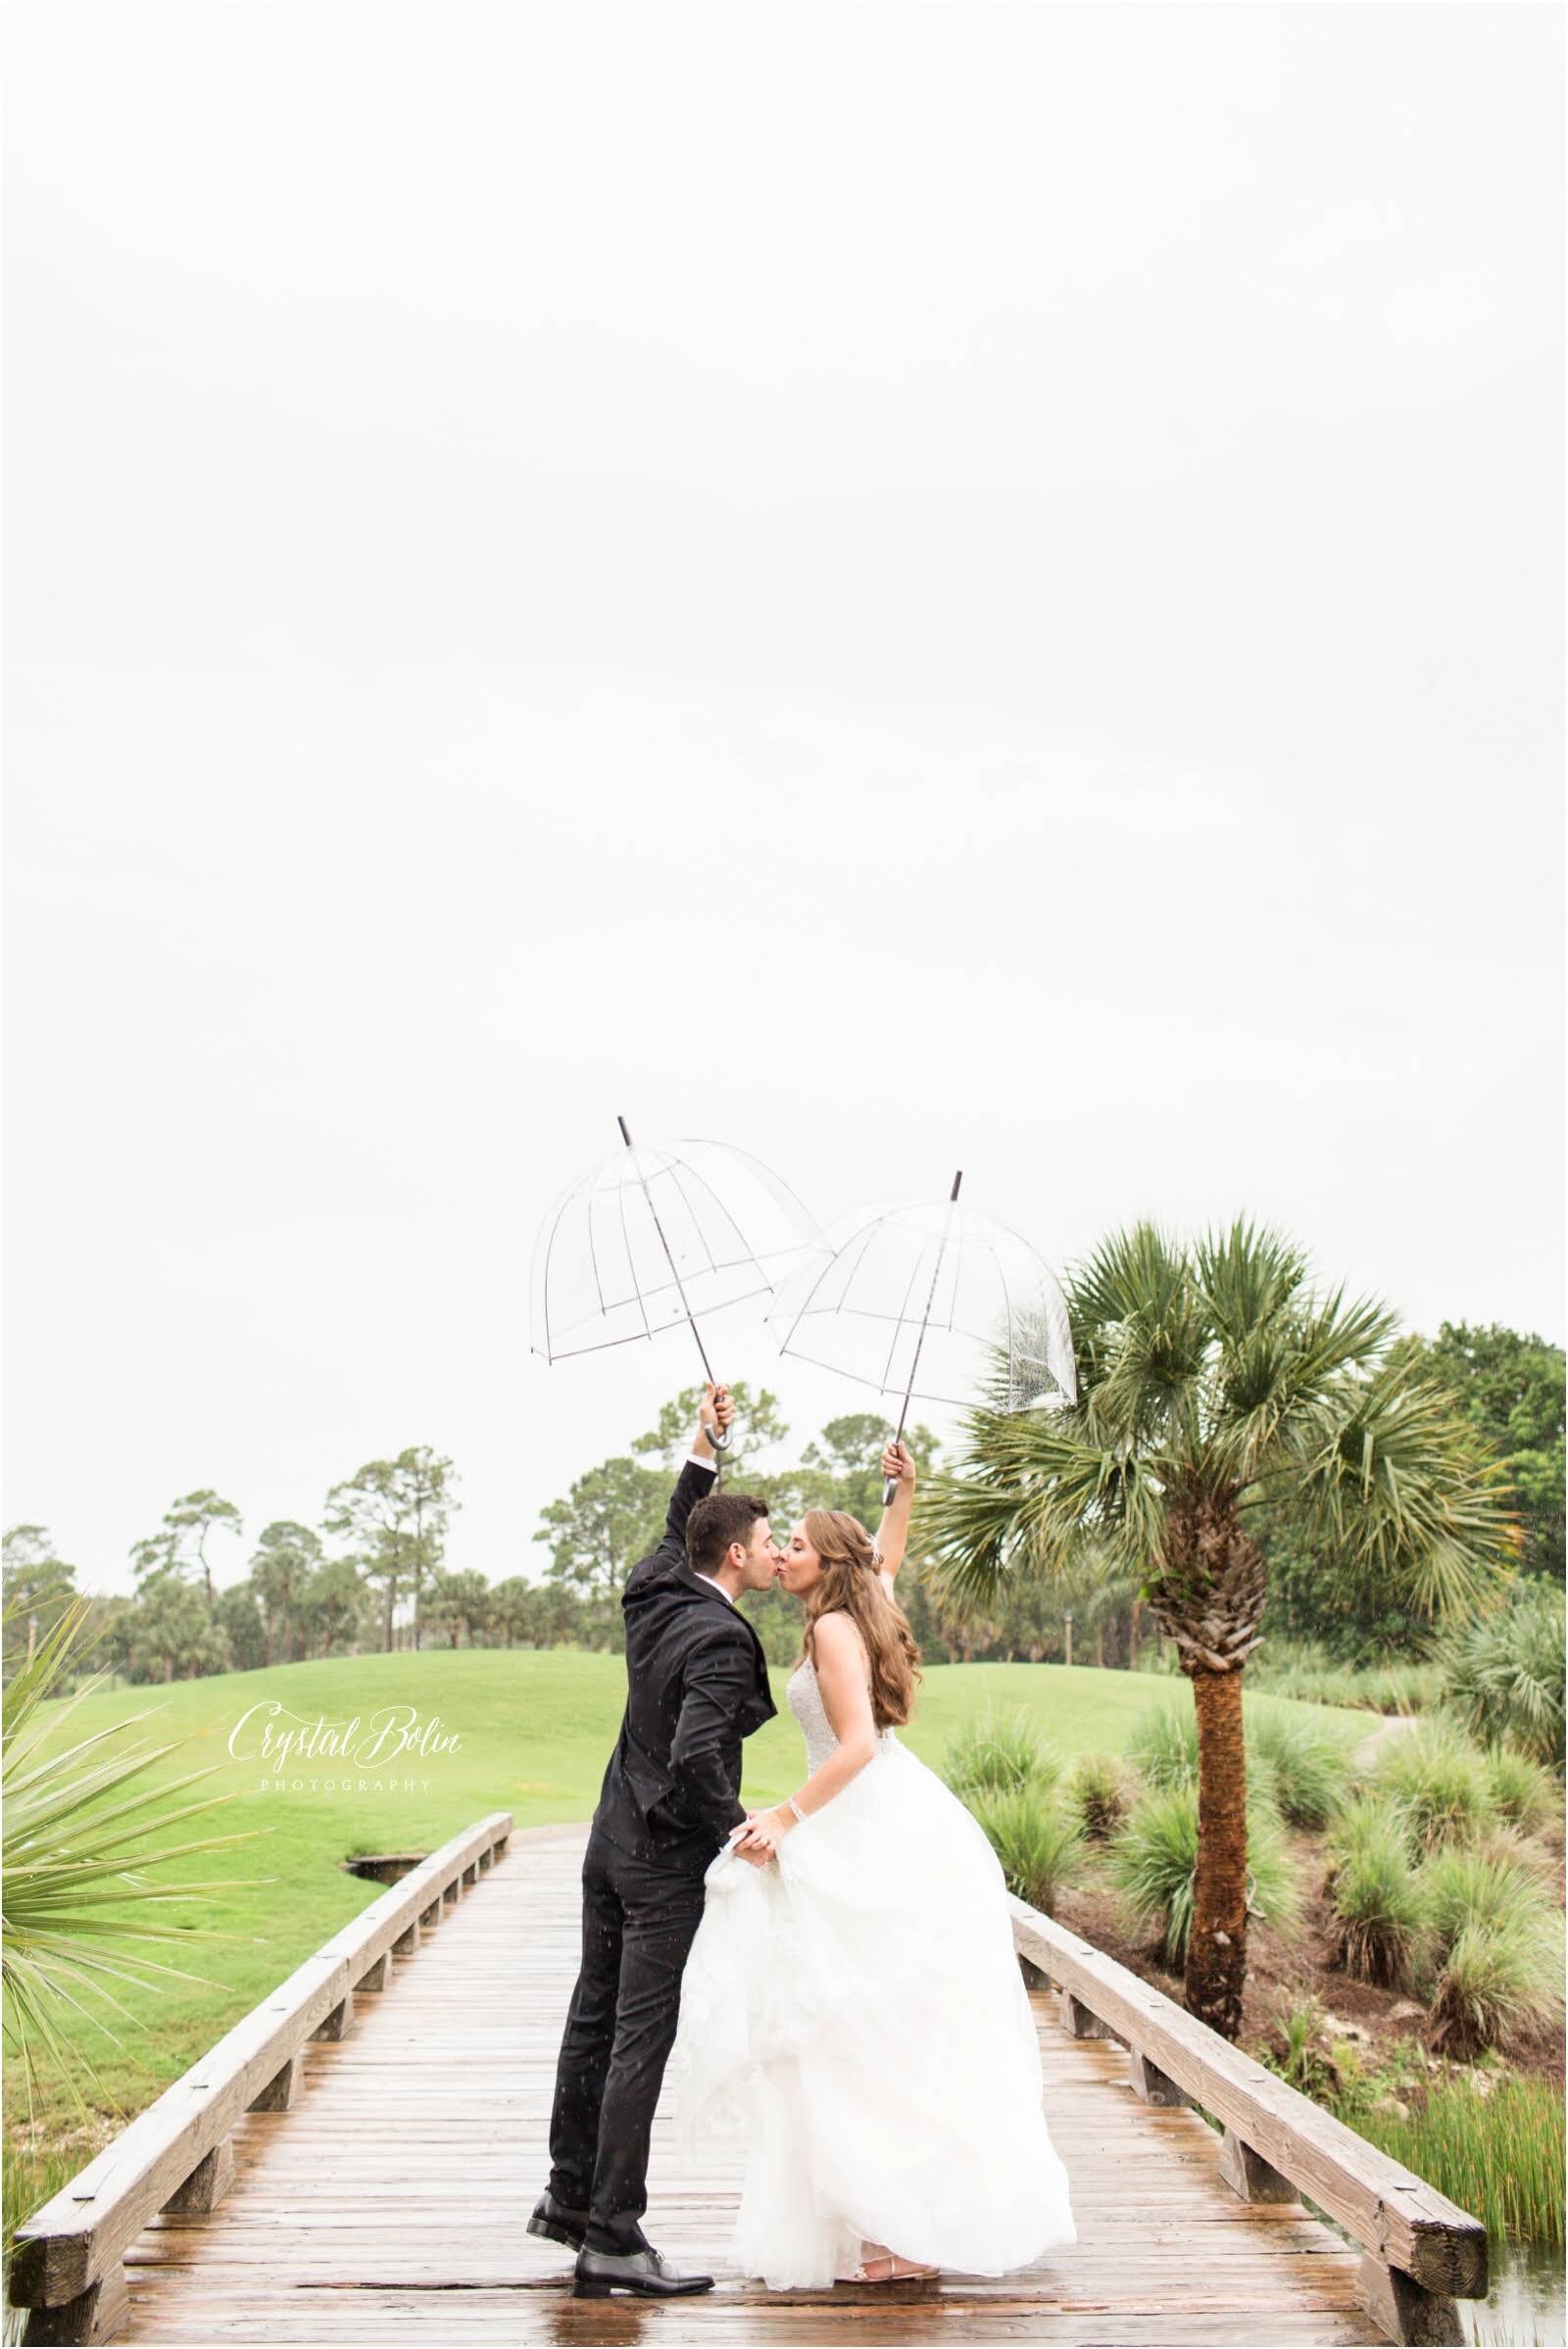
[530,1124,822,1381]
[764,1176,1076,1431]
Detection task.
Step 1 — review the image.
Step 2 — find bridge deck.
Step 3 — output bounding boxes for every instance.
[120,1825,1383,2345]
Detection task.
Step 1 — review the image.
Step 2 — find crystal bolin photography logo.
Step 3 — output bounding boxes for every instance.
[227,1700,464,1796]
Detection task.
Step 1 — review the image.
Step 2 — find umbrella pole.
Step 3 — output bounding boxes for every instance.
[618,1116,731,1454]
[884,1169,962,1503]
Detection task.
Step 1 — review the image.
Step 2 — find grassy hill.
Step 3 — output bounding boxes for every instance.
[11,1649,1368,2139]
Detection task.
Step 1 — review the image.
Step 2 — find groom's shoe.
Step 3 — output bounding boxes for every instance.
[527,2191,588,2252]
[573,2244,715,2299]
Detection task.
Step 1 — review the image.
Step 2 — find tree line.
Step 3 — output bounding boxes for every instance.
[3,1319,1560,1690]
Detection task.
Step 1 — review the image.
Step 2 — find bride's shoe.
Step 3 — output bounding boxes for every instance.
[836,2243,941,2284]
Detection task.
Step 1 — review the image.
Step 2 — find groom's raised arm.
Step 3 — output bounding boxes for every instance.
[629,1385,735,1588]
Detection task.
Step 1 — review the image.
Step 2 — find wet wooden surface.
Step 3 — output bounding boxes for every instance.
[120,1824,1382,2344]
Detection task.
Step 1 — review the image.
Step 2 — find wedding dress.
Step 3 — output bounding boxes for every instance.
[667,1640,1077,2288]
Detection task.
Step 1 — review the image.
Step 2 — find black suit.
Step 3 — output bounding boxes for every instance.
[546,1458,776,2254]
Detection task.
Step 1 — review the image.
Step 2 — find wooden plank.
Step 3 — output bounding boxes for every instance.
[1009,1900,1487,2299]
[10,1812,513,2311]
[107,1823,1387,2349]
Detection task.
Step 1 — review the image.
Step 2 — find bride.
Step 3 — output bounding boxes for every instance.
[667,1441,1077,2289]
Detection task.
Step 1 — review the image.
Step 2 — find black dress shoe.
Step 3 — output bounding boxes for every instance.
[573,2244,715,2298]
[527,2192,588,2251]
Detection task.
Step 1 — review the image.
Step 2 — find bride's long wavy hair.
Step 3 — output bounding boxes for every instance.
[797,1508,922,1731]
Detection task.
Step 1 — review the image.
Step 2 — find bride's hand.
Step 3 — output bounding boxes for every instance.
[735,1805,793,1855]
[881,1439,915,1488]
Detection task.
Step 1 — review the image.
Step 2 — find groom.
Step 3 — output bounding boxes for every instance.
[529,1384,779,2299]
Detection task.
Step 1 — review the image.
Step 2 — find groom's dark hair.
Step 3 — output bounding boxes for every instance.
[687,1493,768,1577]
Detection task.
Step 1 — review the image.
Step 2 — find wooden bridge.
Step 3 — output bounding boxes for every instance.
[11,1813,1488,2348]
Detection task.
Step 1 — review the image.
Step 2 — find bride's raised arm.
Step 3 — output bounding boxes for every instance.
[872,1439,916,1585]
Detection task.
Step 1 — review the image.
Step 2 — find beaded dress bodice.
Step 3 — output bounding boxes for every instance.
[786,1653,900,1774]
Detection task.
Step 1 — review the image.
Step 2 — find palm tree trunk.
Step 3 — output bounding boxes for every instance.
[1185,1666,1250,2037]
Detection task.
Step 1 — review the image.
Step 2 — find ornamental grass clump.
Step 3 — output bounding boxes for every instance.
[1414,1842,1565,2056]
[1064,1750,1138,1843]
[1367,1717,1498,1851]
[1109,1785,1300,1972]
[1484,1743,1559,1835]
[942,1708,1059,1801]
[1246,1706,1351,1829]
[969,1788,1085,1914]
[1324,1801,1429,1989]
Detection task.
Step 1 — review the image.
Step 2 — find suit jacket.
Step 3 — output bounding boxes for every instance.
[591,1458,777,1870]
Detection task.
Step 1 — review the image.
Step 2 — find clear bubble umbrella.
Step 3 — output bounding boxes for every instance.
[764,1170,1076,1498]
[530,1118,823,1451]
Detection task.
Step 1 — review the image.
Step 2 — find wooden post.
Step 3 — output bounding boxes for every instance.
[1018,1952,1051,1992]
[1058,1989,1113,2040]
[441,1881,460,1909]
[420,1900,440,1930]
[1127,2049,1186,2107]
[21,2268,128,2346]
[1219,2128,1297,2204]
[394,1921,420,1956]
[357,1952,390,1991]
[248,2050,305,2111]
[1355,2253,1464,2347]
[312,1993,355,2041]
[462,1863,476,1888]
[477,1847,493,1872]
[161,2138,234,2215]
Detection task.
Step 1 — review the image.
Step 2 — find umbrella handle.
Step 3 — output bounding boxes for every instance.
[882,1474,897,1508]
[710,1422,733,1453]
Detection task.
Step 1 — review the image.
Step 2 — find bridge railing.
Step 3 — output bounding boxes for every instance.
[1010,1896,1487,2349]
[8,1809,514,2348]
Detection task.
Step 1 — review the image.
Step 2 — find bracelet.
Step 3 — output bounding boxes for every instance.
[787,1797,808,1825]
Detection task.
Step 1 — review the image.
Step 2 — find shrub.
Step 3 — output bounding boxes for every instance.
[970,1788,1085,1913]
[1438,1584,1566,1771]
[942,1708,1060,1800]
[1109,1785,1301,1970]
[1367,1718,1498,1851]
[1325,1803,1428,1988]
[1065,1750,1137,1842]
[1426,1913,1566,2057]
[1247,1706,1351,1829]
[1484,1745,1558,1834]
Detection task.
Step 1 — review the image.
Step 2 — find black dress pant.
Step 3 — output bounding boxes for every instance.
[546,1830,710,2253]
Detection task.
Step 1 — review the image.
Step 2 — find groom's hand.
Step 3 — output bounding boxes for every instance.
[696,1383,736,1457]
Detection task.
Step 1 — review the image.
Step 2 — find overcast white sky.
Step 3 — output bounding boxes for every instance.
[5,3,1562,1603]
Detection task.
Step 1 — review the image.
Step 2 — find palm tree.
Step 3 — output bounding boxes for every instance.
[921,1220,1518,2040]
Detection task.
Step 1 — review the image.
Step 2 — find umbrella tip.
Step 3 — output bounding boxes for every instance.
[617,1115,633,1147]
[951,1169,963,1200]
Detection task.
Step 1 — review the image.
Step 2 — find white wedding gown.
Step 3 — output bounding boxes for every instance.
[667,1644,1077,2288]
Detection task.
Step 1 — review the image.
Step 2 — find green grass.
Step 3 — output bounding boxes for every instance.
[2,1650,1370,2145]
[1355,2074,1566,2248]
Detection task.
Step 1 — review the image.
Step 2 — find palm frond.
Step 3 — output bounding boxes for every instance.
[1291,1368,1520,1616]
